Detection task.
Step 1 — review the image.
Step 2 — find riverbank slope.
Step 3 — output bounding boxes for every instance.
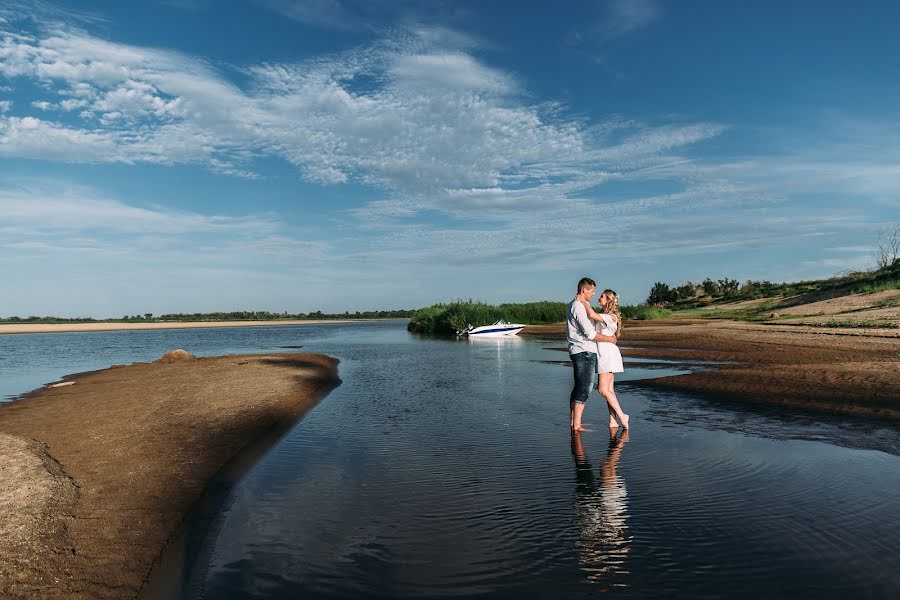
[0,351,339,599]
[523,320,900,419]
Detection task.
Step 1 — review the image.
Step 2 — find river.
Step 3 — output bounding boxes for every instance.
[3,320,899,598]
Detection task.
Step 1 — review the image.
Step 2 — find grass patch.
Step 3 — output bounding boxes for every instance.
[848,279,900,295]
[620,305,672,320]
[874,296,900,309]
[824,318,900,329]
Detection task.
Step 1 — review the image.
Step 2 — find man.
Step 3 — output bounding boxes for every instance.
[567,277,618,431]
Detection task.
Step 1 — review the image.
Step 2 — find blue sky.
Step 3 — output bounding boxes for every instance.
[1,0,899,316]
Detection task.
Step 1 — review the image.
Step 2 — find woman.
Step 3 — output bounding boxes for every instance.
[579,290,629,429]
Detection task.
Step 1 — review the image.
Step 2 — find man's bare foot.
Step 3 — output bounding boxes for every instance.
[573,424,589,432]
[621,414,630,429]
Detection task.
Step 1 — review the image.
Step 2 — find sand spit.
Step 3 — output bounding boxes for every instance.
[522,319,900,419]
[0,319,376,335]
[0,352,339,599]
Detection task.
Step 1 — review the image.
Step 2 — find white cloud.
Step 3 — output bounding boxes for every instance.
[0,179,337,311]
[0,17,722,205]
[388,53,514,93]
[0,116,124,162]
[262,0,358,31]
[260,0,456,33]
[0,180,279,235]
[607,0,661,36]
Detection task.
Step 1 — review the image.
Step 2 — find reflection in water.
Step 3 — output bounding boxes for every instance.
[571,429,632,591]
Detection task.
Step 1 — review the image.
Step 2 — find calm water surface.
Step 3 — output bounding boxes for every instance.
[2,321,899,598]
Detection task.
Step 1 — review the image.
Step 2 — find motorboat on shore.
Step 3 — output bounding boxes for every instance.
[458,320,526,337]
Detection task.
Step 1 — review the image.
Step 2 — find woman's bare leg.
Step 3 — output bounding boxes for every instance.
[599,373,629,429]
[599,375,617,428]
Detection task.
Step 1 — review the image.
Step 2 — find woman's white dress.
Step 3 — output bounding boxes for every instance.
[595,313,624,373]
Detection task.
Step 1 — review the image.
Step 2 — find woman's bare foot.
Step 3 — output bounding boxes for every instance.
[621,414,630,429]
[609,418,619,428]
[572,424,589,432]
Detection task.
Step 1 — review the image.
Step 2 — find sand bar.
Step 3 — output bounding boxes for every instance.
[0,319,372,335]
[0,350,339,599]
[523,319,900,419]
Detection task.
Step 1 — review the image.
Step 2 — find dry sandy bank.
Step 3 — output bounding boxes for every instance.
[0,351,339,599]
[523,319,900,419]
[0,319,372,335]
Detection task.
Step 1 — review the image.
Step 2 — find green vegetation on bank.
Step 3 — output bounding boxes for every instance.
[645,261,900,314]
[621,305,672,320]
[407,300,674,334]
[0,309,414,325]
[825,318,900,329]
[407,300,568,334]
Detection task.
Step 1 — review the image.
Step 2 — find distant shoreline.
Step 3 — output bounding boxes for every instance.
[0,319,394,335]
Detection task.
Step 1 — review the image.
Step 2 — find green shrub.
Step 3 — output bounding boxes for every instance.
[407,300,567,334]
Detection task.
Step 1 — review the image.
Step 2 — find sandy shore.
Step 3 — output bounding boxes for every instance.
[0,319,371,335]
[523,319,900,419]
[0,351,339,599]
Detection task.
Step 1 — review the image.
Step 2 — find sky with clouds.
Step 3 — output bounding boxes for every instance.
[1,0,899,316]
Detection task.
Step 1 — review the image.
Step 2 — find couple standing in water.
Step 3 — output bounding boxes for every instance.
[567,277,628,432]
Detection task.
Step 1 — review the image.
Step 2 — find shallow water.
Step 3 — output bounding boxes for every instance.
[3,321,899,598]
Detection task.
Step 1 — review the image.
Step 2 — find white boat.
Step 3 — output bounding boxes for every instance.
[459,319,526,337]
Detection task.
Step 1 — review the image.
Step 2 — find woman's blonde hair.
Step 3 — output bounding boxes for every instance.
[602,289,622,338]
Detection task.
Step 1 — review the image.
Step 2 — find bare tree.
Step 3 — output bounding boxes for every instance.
[875,223,900,268]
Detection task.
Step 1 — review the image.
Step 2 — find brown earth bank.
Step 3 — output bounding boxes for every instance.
[522,319,900,419]
[0,351,339,599]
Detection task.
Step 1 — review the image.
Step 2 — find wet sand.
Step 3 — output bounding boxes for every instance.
[523,319,900,419]
[0,319,369,335]
[0,351,339,599]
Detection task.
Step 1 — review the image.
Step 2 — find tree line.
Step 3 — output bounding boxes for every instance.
[646,277,778,306]
[646,260,899,308]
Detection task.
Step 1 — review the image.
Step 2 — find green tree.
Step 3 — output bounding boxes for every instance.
[717,278,739,296]
[701,278,719,296]
[674,281,698,300]
[647,282,676,305]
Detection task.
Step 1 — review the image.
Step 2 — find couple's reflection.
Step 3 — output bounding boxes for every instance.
[571,428,632,590]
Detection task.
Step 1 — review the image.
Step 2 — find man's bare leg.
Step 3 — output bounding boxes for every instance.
[572,402,588,432]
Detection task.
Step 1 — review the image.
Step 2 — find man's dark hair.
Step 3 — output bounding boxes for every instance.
[577,277,596,293]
